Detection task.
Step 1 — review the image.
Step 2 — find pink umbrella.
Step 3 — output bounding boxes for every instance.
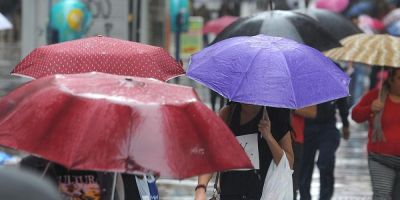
[315,0,349,13]
[203,15,238,34]
[0,72,252,179]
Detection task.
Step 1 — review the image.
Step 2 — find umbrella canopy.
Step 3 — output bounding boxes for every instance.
[383,8,400,26]
[211,10,341,52]
[387,20,400,36]
[345,1,374,18]
[295,8,361,41]
[0,169,60,200]
[0,72,252,179]
[11,35,184,81]
[315,0,349,13]
[187,35,350,109]
[0,12,12,30]
[324,33,400,67]
[203,15,238,34]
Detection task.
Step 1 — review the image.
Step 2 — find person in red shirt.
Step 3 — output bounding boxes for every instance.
[291,106,317,200]
[352,68,400,199]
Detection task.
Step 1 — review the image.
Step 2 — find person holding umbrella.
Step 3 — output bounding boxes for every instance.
[187,35,350,200]
[194,102,294,200]
[352,68,400,199]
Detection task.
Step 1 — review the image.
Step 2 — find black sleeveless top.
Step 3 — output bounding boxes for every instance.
[220,104,290,200]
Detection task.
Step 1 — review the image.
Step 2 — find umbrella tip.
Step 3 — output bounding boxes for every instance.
[125,78,133,81]
[97,35,103,37]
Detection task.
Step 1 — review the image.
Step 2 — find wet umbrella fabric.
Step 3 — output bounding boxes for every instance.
[211,10,341,52]
[187,35,350,109]
[0,72,252,179]
[295,8,361,40]
[324,34,400,67]
[203,15,238,34]
[11,35,184,81]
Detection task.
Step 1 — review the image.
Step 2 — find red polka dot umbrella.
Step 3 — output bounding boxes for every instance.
[11,35,184,81]
[0,72,252,179]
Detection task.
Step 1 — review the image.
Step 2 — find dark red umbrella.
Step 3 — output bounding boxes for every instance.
[0,72,252,179]
[203,15,238,34]
[11,35,184,81]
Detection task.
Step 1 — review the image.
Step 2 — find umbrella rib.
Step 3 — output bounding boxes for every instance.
[271,38,298,108]
[230,48,264,100]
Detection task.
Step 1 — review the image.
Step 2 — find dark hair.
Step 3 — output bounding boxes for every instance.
[383,68,400,90]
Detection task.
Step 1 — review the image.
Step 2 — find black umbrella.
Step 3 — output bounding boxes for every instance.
[295,8,362,41]
[212,10,341,52]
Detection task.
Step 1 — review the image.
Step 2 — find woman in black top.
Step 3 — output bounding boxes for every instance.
[195,103,294,200]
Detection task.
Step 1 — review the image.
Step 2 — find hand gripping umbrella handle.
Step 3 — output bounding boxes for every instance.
[263,107,270,121]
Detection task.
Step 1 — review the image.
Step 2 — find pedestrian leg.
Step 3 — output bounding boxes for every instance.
[316,128,340,200]
[300,129,318,200]
[368,157,396,200]
[292,141,303,200]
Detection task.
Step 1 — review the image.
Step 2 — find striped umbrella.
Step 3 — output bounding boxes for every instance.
[324,33,400,67]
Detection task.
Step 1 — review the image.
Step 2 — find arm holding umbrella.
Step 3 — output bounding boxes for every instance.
[195,103,295,200]
[294,106,317,119]
[194,105,235,200]
[258,111,294,169]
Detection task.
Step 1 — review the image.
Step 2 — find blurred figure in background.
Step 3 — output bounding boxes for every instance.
[291,106,317,200]
[299,97,350,200]
[0,168,60,200]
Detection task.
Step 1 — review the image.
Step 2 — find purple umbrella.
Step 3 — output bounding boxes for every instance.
[187,35,350,109]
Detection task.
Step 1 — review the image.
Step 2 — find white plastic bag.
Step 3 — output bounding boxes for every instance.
[260,152,294,200]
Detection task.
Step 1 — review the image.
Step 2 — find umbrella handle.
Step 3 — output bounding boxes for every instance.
[263,107,270,121]
[110,172,117,200]
[378,67,386,102]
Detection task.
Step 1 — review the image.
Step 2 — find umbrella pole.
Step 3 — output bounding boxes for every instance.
[263,107,270,121]
[110,172,117,200]
[378,67,386,101]
[41,162,52,179]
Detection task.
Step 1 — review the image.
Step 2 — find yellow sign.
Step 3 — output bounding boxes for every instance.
[180,16,204,59]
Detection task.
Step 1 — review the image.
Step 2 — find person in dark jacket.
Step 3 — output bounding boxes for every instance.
[298,98,350,200]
